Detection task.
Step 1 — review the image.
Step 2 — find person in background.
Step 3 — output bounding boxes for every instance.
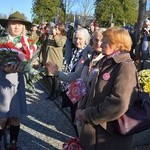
[29,23,40,45]
[42,23,67,101]
[28,23,41,70]
[40,22,47,34]
[88,21,101,46]
[64,23,75,65]
[38,22,47,46]
[138,18,150,69]
[39,22,55,66]
[0,11,35,149]
[76,20,84,30]
[75,27,137,150]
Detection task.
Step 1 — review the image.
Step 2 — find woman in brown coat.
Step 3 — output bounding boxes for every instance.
[42,23,67,100]
[76,27,138,150]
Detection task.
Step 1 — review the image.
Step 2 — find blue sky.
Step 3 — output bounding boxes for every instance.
[0,0,32,21]
[147,0,150,10]
[1,0,150,22]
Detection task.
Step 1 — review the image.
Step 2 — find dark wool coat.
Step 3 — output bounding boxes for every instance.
[78,53,137,150]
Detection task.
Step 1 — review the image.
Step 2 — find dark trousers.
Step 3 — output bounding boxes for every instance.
[47,76,61,99]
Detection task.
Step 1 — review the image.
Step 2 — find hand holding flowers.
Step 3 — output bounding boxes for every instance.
[3,63,23,73]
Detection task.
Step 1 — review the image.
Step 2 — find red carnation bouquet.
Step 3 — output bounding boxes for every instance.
[0,40,39,75]
[66,78,87,104]
[0,42,26,66]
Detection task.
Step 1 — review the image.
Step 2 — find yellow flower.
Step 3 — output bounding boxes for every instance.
[143,81,150,94]
[138,69,150,94]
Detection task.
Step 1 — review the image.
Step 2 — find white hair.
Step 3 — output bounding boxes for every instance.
[73,28,91,45]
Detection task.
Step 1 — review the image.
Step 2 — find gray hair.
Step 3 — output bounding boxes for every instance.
[73,28,91,45]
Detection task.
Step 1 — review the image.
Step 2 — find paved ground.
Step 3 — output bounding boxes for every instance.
[1,76,150,150]
[13,80,75,150]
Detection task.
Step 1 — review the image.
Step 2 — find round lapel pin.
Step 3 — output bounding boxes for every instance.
[102,73,110,80]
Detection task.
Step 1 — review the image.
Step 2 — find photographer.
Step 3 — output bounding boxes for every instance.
[42,23,67,100]
[39,22,55,65]
[141,19,150,59]
[139,18,150,69]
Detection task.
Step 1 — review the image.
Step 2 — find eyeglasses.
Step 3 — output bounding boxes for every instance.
[93,38,101,43]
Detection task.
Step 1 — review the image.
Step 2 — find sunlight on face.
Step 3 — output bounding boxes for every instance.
[74,32,86,49]
[92,33,103,52]
[9,21,24,37]
[101,36,116,56]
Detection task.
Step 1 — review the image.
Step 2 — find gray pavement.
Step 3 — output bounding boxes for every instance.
[1,76,150,150]
[18,81,76,150]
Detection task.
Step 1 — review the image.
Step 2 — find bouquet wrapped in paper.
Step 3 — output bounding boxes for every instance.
[62,138,82,150]
[66,78,87,104]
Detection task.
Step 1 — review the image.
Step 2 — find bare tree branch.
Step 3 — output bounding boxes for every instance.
[78,0,96,16]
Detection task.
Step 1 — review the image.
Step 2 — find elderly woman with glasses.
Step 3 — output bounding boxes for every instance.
[46,28,97,136]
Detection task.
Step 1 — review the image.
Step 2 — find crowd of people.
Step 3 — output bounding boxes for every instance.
[0,10,149,150]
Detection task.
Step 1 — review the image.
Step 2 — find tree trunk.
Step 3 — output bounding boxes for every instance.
[135,0,147,58]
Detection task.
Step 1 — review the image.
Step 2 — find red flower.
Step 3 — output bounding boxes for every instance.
[5,42,14,47]
[62,138,82,150]
[27,38,34,45]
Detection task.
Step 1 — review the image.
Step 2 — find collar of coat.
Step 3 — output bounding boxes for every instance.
[112,52,132,64]
[101,52,131,64]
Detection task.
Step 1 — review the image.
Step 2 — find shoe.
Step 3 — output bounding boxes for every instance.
[7,144,18,150]
[7,142,22,150]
